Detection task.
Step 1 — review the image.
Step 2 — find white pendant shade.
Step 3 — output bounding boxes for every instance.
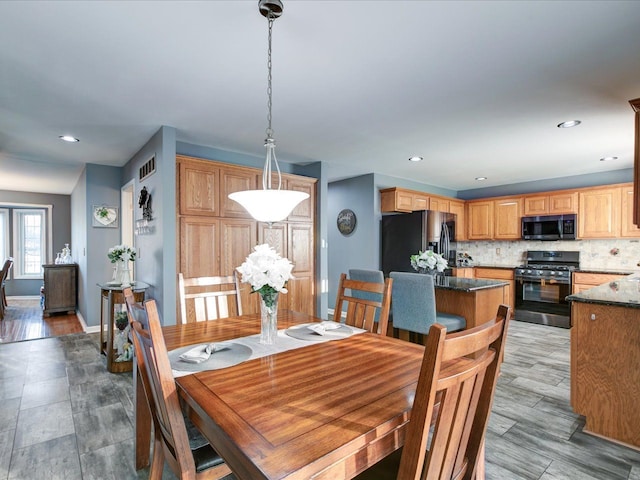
[228,189,309,223]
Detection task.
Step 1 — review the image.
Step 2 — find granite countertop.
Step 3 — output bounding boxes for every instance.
[574,267,639,275]
[453,264,516,270]
[566,274,640,309]
[434,276,509,292]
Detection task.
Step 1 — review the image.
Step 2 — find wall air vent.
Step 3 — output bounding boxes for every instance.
[139,156,156,181]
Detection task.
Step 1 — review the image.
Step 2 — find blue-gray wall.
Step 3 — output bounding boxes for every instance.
[458,168,633,199]
[0,190,71,297]
[122,126,177,325]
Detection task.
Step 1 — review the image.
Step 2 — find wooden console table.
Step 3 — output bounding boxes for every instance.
[42,264,78,316]
[98,281,149,373]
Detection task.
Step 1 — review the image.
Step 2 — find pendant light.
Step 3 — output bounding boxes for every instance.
[228,0,309,223]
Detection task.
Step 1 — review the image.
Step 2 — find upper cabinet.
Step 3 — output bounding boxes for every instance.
[380,188,429,212]
[449,200,466,241]
[620,184,640,237]
[578,187,621,238]
[179,158,219,216]
[467,200,494,240]
[493,197,522,239]
[467,197,521,240]
[523,192,577,216]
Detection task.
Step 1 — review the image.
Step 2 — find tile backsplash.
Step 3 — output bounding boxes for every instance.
[455,239,640,271]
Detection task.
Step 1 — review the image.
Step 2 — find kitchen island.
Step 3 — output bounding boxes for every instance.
[433,276,510,329]
[390,276,508,343]
[567,274,640,450]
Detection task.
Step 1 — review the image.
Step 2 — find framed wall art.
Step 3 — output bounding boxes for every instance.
[92,205,119,228]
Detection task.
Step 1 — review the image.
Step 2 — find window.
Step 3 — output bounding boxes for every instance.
[13,209,47,279]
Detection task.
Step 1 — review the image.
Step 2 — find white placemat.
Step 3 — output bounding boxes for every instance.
[170,321,365,378]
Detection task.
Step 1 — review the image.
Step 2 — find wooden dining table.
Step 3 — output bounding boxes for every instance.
[134,309,426,479]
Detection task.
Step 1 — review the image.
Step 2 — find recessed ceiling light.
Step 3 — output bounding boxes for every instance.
[475,177,487,181]
[600,156,618,162]
[59,135,79,143]
[557,120,581,128]
[408,156,423,162]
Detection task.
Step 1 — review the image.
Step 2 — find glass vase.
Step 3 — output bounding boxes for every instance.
[259,292,279,345]
[115,260,131,287]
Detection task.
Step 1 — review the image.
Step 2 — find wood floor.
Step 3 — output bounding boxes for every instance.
[0,298,83,343]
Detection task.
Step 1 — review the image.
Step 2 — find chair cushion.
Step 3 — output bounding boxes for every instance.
[435,312,466,332]
[192,444,226,473]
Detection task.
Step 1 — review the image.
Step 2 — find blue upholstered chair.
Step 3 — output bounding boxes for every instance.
[389,272,466,340]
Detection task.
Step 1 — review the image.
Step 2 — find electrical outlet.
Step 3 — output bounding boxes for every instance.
[496,248,500,255]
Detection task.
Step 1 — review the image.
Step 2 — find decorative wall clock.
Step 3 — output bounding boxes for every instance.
[92,205,119,228]
[337,209,357,236]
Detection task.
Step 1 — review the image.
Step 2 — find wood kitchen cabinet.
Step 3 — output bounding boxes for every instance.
[473,267,515,311]
[177,155,317,317]
[493,197,522,239]
[380,188,429,212]
[42,264,77,316]
[571,301,640,448]
[578,186,621,238]
[630,97,640,226]
[571,272,624,294]
[523,192,577,216]
[467,200,494,240]
[449,200,466,241]
[620,184,640,237]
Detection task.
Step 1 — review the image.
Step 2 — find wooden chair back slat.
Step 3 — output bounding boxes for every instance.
[333,273,392,334]
[178,272,242,324]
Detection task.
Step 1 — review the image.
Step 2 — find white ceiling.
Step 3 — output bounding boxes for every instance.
[1,0,639,195]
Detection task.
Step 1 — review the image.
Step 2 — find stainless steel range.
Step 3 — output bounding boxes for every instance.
[514,250,580,328]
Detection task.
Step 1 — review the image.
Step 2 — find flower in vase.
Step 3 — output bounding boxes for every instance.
[237,244,294,307]
[410,250,448,273]
[107,244,137,263]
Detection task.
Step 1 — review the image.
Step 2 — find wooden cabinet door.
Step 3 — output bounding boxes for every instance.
[412,194,429,211]
[288,223,315,316]
[620,185,640,237]
[449,200,466,241]
[286,177,316,222]
[258,223,288,311]
[523,195,548,216]
[429,197,450,213]
[219,219,258,313]
[467,201,494,240]
[219,167,257,218]
[179,158,219,216]
[494,198,522,239]
[396,190,415,212]
[179,217,219,278]
[578,188,620,238]
[548,192,577,214]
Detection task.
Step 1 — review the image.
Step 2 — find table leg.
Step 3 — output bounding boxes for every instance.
[134,359,151,469]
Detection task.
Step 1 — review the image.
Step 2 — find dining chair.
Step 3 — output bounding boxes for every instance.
[123,286,147,328]
[178,272,242,324]
[355,304,511,480]
[129,298,233,480]
[1,257,13,307]
[333,272,392,334]
[348,269,385,326]
[389,272,465,343]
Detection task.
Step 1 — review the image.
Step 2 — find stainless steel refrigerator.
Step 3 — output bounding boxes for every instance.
[381,210,456,277]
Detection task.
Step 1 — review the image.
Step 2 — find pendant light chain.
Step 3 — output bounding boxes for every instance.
[263,13,282,191]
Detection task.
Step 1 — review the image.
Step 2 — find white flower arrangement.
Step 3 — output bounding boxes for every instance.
[410,249,448,273]
[107,244,137,263]
[237,244,294,307]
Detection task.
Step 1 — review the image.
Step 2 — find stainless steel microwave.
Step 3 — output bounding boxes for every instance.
[521,214,577,240]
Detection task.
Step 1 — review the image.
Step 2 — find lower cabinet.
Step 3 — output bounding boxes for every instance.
[572,272,624,294]
[472,267,515,311]
[42,264,77,316]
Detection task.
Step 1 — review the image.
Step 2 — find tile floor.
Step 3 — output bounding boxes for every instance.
[0,321,638,479]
